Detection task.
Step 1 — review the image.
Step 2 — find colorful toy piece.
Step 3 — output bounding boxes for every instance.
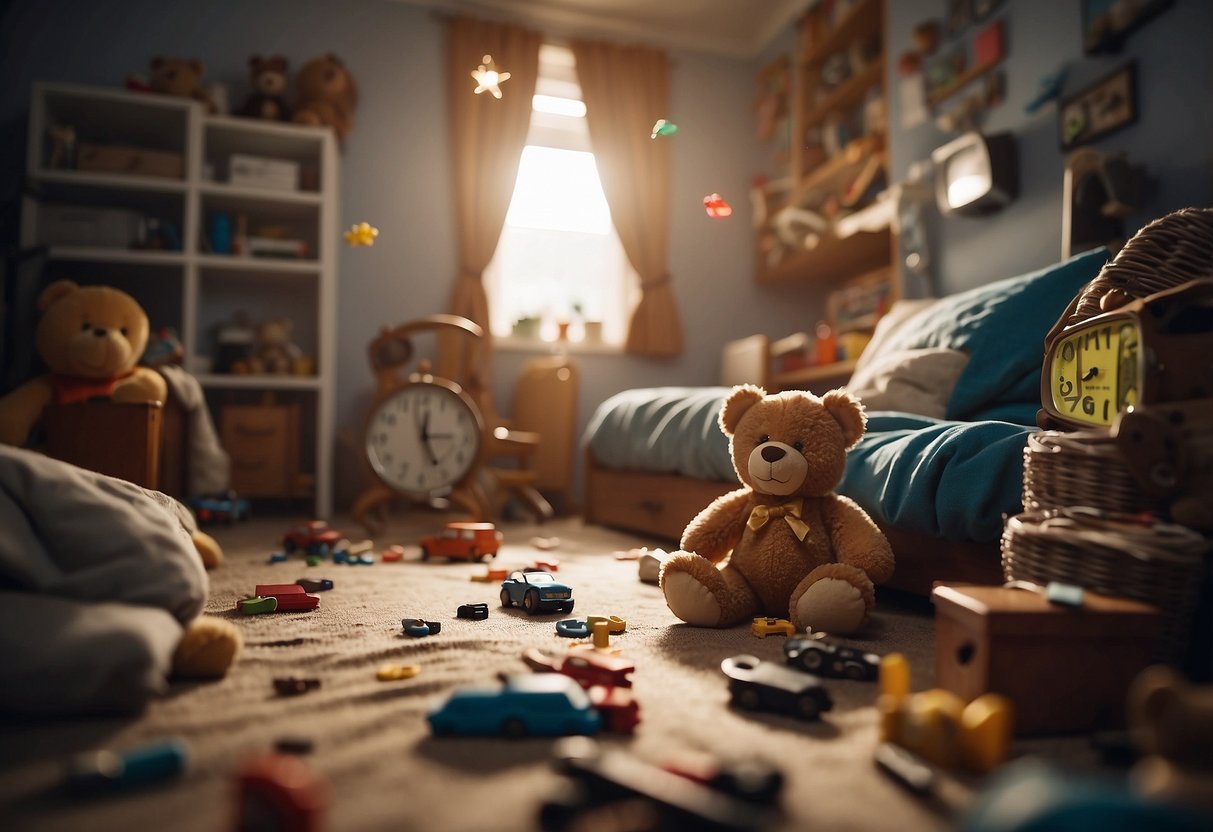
[556,618,590,638]
[343,221,379,247]
[268,552,288,564]
[427,674,601,738]
[402,619,441,637]
[588,685,641,734]
[376,663,420,681]
[877,652,1013,774]
[238,595,279,615]
[380,545,406,562]
[235,752,330,832]
[783,632,880,681]
[703,193,733,218]
[295,578,334,593]
[524,647,636,690]
[720,654,833,721]
[470,567,509,583]
[586,615,626,635]
[750,617,795,638]
[65,738,189,794]
[281,520,341,556]
[255,584,320,611]
[650,118,679,138]
[189,491,250,525]
[273,677,321,697]
[420,521,502,562]
[457,602,489,620]
[526,558,560,572]
[499,570,574,615]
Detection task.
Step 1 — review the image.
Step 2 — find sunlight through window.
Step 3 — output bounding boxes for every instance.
[505,146,611,235]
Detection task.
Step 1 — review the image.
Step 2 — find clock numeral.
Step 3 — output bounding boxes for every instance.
[1103,400,1110,422]
[1061,340,1075,362]
[1082,396,1095,416]
[1058,378,1073,397]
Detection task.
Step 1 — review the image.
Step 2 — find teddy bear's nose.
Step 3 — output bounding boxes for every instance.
[761,446,785,463]
[92,328,108,338]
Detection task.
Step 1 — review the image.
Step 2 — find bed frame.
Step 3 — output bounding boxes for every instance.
[583,453,1002,597]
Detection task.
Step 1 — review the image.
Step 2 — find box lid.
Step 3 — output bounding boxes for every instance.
[931,583,1162,638]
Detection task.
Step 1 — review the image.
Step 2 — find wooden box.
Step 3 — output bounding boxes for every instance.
[77,141,184,179]
[932,583,1162,736]
[221,404,299,498]
[44,401,162,488]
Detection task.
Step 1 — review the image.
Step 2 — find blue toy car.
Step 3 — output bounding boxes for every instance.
[427,674,601,738]
[188,491,251,525]
[499,571,574,615]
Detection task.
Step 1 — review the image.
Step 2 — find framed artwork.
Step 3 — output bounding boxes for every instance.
[1058,63,1137,151]
[1082,0,1174,54]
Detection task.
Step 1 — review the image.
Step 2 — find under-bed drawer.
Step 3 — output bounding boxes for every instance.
[584,463,734,543]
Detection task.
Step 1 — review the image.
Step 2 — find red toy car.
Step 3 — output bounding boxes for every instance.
[235,753,329,832]
[419,522,502,562]
[281,521,342,556]
[588,685,641,734]
[524,647,634,689]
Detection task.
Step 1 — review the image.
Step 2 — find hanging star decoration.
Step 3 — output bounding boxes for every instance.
[650,119,679,138]
[344,222,379,247]
[471,54,510,99]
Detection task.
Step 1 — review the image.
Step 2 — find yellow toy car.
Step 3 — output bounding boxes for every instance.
[751,617,795,638]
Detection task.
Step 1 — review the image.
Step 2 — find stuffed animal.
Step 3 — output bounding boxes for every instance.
[247,318,303,375]
[1129,665,1213,816]
[0,280,167,448]
[240,54,291,121]
[149,56,217,113]
[660,385,894,634]
[292,53,357,142]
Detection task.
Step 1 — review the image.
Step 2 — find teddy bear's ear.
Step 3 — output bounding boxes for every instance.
[822,388,867,449]
[37,279,79,312]
[720,384,765,436]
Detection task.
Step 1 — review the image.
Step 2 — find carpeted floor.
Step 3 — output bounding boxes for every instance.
[0,510,1100,832]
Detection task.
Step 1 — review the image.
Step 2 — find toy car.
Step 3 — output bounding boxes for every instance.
[720,654,833,721]
[783,632,880,681]
[560,651,635,689]
[457,602,489,620]
[499,571,574,615]
[255,584,320,611]
[273,677,321,697]
[751,617,795,638]
[281,521,342,556]
[419,522,502,562]
[588,685,641,734]
[235,752,330,832]
[295,578,334,593]
[427,674,601,738]
[189,490,250,525]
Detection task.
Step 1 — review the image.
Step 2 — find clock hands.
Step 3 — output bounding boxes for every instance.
[1081,367,1098,381]
[417,408,439,466]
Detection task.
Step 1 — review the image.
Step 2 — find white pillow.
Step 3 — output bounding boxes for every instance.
[847,347,970,418]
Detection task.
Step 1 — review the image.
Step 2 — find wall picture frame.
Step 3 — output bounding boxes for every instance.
[1058,62,1137,151]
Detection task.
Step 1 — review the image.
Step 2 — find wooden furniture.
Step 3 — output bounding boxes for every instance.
[22,82,338,515]
[507,356,579,513]
[221,403,301,498]
[43,400,163,488]
[932,583,1162,735]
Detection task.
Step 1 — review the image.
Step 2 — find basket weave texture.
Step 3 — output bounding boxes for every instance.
[1022,430,1168,515]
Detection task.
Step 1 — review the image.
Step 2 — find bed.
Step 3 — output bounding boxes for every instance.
[583,247,1114,595]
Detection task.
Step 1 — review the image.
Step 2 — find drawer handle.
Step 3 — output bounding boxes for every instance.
[234,424,278,437]
[639,499,663,513]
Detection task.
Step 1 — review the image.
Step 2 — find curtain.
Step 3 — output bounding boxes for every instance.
[571,39,682,358]
[446,16,542,373]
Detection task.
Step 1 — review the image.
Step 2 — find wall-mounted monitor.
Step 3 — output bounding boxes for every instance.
[931,131,1018,216]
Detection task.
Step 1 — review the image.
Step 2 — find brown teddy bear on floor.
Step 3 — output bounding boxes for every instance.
[292,53,357,142]
[149,56,217,113]
[240,54,291,121]
[660,385,894,634]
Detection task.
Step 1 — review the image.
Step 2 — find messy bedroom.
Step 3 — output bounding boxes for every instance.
[1,0,1211,830]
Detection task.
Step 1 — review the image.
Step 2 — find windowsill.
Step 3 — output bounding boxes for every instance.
[493,335,625,356]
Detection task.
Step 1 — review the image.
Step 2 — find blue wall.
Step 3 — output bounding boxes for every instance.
[887,0,1213,295]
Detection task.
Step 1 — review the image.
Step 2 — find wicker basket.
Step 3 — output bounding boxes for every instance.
[1022,430,1170,515]
[1002,507,1209,664]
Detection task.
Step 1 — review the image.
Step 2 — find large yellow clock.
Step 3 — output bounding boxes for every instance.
[1040,279,1213,430]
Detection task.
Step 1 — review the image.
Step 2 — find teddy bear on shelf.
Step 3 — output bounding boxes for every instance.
[240,54,291,121]
[0,280,167,448]
[247,318,303,375]
[660,385,894,634]
[292,53,358,143]
[148,56,217,113]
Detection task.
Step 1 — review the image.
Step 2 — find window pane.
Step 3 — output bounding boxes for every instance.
[505,146,610,234]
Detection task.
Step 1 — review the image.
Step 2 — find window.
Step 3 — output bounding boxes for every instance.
[485,44,638,346]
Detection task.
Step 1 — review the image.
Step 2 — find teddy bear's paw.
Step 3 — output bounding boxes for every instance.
[192,530,224,569]
[662,569,722,626]
[112,371,167,403]
[172,616,242,679]
[794,577,868,634]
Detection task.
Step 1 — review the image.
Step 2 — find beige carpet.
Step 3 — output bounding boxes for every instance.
[0,510,1098,832]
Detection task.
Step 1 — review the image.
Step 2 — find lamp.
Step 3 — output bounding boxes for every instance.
[931,131,1018,216]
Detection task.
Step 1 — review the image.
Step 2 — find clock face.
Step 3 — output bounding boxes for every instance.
[365,381,482,497]
[1045,318,1140,427]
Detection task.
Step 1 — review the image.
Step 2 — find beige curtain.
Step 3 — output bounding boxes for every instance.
[446,16,541,353]
[571,39,682,358]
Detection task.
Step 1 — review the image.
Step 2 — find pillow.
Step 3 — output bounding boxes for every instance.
[861,247,1110,423]
[848,347,970,418]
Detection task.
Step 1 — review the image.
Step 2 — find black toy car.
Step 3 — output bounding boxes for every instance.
[782,632,880,681]
[457,602,489,620]
[720,655,833,721]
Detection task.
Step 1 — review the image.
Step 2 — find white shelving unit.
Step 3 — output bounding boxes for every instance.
[21,82,338,517]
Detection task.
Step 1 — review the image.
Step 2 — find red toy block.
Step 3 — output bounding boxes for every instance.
[255,584,320,611]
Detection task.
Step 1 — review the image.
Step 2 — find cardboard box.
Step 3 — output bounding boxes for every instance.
[38,204,143,248]
[77,141,183,179]
[229,153,299,191]
[932,583,1162,735]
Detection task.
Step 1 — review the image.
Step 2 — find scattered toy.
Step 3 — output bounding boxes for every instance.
[380,545,406,562]
[295,578,334,593]
[529,648,635,689]
[376,663,420,681]
[419,521,502,562]
[273,677,321,697]
[525,559,560,573]
[275,736,315,755]
[268,552,288,564]
[638,548,671,584]
[332,551,349,564]
[783,632,880,681]
[281,520,342,556]
[585,615,626,635]
[556,618,589,638]
[470,567,509,583]
[305,555,321,567]
[720,654,833,721]
[662,755,785,806]
[532,536,561,551]
[256,584,320,612]
[427,674,601,738]
[236,752,330,831]
[402,619,441,637]
[238,595,279,615]
[189,491,250,525]
[750,617,795,638]
[613,548,644,560]
[457,602,489,620]
[588,685,641,734]
[500,570,574,615]
[65,738,189,794]
[874,741,937,795]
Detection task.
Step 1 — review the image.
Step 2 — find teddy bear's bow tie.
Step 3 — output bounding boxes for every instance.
[747,499,810,541]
